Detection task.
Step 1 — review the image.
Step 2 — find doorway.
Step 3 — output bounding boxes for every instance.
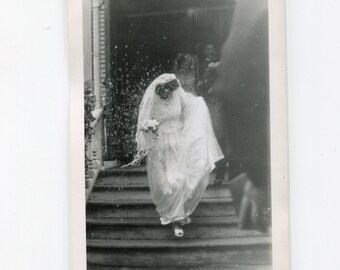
[105,0,235,162]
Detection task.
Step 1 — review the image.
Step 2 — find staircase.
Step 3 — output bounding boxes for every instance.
[86,166,272,269]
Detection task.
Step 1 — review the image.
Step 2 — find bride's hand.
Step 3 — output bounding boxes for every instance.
[152,125,158,132]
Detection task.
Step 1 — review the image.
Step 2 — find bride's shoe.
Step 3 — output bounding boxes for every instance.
[172,223,184,238]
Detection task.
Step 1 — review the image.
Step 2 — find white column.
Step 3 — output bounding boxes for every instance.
[92,0,103,109]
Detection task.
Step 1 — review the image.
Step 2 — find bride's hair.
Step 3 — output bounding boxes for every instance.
[155,79,180,95]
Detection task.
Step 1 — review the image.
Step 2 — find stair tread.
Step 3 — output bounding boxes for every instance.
[96,175,148,186]
[89,186,232,202]
[95,174,230,188]
[86,203,237,220]
[87,265,272,270]
[86,216,239,225]
[94,183,229,189]
[94,184,149,189]
[86,224,270,241]
[100,166,147,174]
[87,236,271,249]
[88,196,232,205]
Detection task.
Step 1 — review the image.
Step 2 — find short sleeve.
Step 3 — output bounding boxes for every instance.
[178,87,192,108]
[177,87,197,122]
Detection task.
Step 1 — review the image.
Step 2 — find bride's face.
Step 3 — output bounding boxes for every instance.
[157,86,174,100]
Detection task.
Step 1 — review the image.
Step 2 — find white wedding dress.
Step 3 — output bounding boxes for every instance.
[134,74,224,225]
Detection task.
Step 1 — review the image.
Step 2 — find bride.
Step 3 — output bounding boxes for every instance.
[128,73,223,237]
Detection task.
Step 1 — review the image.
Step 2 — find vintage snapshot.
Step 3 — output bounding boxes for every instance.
[71,0,289,269]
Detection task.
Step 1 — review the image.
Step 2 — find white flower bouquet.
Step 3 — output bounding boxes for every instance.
[122,119,159,168]
[140,119,159,133]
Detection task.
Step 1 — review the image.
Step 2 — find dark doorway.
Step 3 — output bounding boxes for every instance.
[105,0,235,161]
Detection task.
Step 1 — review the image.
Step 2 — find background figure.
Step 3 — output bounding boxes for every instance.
[172,53,197,95]
[214,0,270,230]
[198,43,218,81]
[197,43,229,184]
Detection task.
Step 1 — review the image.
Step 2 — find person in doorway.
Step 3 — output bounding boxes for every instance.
[172,53,197,95]
[198,43,218,81]
[126,73,223,237]
[197,43,229,185]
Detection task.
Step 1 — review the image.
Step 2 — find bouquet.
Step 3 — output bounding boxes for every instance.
[121,119,160,168]
[140,119,159,133]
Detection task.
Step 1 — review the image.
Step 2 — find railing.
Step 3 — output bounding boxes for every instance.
[85,107,106,202]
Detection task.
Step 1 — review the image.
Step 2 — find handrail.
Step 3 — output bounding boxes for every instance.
[90,107,104,128]
[85,107,105,202]
[85,107,104,145]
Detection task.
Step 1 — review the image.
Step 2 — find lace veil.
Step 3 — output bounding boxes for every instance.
[125,73,178,166]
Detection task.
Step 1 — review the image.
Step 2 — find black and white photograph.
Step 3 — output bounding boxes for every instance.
[6,0,340,269]
[78,0,288,269]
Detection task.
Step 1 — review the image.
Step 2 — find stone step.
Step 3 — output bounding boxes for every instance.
[86,169,270,268]
[86,219,269,241]
[99,166,147,177]
[86,217,240,240]
[93,183,150,191]
[87,237,272,268]
[95,173,226,187]
[88,186,232,203]
[96,174,148,186]
[86,203,236,219]
[86,216,239,226]
[93,182,229,191]
[87,264,272,270]
[87,225,246,241]
[87,235,270,248]
[88,196,232,206]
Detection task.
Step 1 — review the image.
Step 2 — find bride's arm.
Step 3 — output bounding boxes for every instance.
[178,87,196,122]
[178,87,193,107]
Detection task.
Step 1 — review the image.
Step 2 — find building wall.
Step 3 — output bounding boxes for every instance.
[99,4,107,97]
[83,0,93,82]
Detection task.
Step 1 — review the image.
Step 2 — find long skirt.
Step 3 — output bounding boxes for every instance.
[147,97,224,225]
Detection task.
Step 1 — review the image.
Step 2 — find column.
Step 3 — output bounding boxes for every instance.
[92,0,103,109]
